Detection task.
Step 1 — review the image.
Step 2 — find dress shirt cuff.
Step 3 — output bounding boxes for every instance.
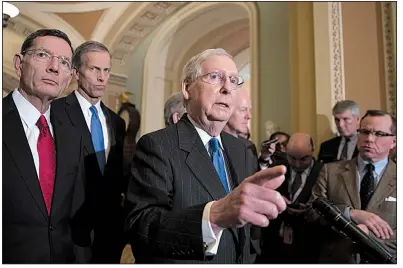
[202,201,225,256]
[344,206,352,221]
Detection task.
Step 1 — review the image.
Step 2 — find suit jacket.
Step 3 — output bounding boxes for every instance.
[51,92,126,262]
[308,158,397,263]
[258,160,323,263]
[239,137,258,175]
[318,136,358,164]
[3,93,89,263]
[125,115,259,264]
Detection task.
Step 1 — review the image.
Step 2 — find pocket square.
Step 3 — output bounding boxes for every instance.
[385,196,396,202]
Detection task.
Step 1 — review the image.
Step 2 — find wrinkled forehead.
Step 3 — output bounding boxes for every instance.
[360,115,392,132]
[201,55,238,75]
[31,36,73,58]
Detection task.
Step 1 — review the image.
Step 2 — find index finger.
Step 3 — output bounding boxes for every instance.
[245,165,287,188]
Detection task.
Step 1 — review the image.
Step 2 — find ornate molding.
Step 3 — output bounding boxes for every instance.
[329,2,345,106]
[381,2,396,117]
[109,73,128,87]
[111,2,187,66]
[6,16,36,38]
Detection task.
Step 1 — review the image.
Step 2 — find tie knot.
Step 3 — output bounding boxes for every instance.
[366,163,374,172]
[90,105,98,115]
[209,137,220,153]
[345,136,351,143]
[36,115,49,130]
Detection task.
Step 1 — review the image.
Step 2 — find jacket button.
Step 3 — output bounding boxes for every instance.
[49,224,54,231]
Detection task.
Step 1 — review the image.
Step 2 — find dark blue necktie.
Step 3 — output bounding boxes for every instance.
[90,105,106,174]
[209,137,230,194]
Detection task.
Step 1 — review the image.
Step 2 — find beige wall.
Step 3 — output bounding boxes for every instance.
[342,2,387,114]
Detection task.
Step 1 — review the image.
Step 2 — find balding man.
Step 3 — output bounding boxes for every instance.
[223,88,258,174]
[257,133,323,264]
[164,92,187,127]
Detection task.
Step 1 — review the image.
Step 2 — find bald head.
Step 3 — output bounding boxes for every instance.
[286,133,314,172]
[223,88,252,137]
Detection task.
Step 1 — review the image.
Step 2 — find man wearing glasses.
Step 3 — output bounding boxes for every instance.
[3,29,90,263]
[308,110,396,263]
[125,48,287,263]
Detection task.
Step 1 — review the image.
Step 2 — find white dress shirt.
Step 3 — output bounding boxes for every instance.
[12,89,54,179]
[337,135,357,160]
[74,90,110,161]
[288,160,314,202]
[187,115,228,256]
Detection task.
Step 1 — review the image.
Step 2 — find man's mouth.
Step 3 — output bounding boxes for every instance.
[216,102,229,108]
[42,79,58,85]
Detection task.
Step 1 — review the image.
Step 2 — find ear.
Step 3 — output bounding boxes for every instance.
[13,54,23,78]
[181,80,190,101]
[172,112,180,124]
[73,68,80,81]
[390,136,396,150]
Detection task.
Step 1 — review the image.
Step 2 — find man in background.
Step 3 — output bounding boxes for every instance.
[308,110,396,263]
[52,41,126,263]
[318,100,359,163]
[164,91,187,127]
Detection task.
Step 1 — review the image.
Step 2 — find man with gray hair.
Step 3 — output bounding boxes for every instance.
[164,92,186,127]
[52,40,126,263]
[125,48,287,263]
[318,100,360,163]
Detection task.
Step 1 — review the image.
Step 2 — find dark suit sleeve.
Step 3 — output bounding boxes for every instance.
[68,134,93,263]
[317,142,326,162]
[125,133,206,260]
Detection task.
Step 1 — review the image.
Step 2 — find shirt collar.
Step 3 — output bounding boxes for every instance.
[12,88,51,129]
[343,134,357,142]
[292,159,314,176]
[187,115,224,150]
[357,154,388,175]
[74,90,102,117]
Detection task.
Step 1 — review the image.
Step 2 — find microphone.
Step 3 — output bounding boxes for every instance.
[312,198,396,264]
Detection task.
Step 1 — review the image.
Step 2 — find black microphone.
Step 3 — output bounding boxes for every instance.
[312,198,396,264]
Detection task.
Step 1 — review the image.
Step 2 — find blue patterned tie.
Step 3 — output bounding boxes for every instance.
[90,105,106,174]
[209,137,230,194]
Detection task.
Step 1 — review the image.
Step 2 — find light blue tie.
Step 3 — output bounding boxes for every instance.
[90,105,106,174]
[209,137,230,194]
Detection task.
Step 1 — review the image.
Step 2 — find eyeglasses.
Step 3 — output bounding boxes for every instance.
[22,49,72,72]
[198,71,244,90]
[357,128,395,138]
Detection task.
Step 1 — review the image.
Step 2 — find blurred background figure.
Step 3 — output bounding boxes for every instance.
[163,92,186,127]
[318,100,359,163]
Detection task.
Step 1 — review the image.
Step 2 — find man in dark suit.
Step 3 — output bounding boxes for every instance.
[3,29,91,263]
[52,41,126,263]
[258,133,323,263]
[223,88,258,174]
[318,100,360,163]
[125,48,287,263]
[308,110,397,263]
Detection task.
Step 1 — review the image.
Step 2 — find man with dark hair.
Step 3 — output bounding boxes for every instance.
[307,109,397,263]
[52,40,126,263]
[318,100,360,163]
[3,29,90,263]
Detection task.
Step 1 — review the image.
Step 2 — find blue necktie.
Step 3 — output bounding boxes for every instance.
[209,137,230,194]
[90,105,106,174]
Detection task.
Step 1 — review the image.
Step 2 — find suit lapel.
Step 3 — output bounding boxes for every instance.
[64,92,95,156]
[340,160,360,208]
[179,117,227,200]
[3,94,48,220]
[366,161,396,210]
[221,133,245,187]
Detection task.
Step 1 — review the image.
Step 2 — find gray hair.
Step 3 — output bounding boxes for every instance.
[332,100,360,117]
[164,92,186,127]
[72,40,111,70]
[180,48,233,86]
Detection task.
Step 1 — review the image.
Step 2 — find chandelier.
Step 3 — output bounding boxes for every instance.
[3,2,19,28]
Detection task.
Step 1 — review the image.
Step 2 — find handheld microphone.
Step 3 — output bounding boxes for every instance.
[312,198,396,264]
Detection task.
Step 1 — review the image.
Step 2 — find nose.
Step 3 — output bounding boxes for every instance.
[246,110,252,120]
[98,71,106,82]
[365,132,376,143]
[220,76,233,95]
[46,56,60,74]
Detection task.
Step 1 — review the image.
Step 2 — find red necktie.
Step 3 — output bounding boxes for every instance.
[36,115,56,215]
